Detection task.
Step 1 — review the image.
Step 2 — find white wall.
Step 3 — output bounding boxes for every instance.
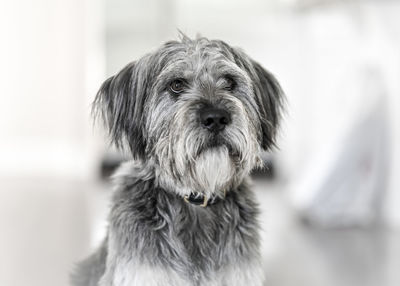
[0,0,105,179]
[375,3,400,227]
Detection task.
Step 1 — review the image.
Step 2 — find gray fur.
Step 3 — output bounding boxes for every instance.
[72,35,284,286]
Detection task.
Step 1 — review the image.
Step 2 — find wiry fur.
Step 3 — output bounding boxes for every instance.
[71,35,284,286]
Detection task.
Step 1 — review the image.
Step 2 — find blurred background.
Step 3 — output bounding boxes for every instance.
[1,0,400,285]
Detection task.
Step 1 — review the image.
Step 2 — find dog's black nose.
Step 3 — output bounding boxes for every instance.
[200,107,231,132]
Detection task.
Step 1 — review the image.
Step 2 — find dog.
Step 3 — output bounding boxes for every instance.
[71,34,284,286]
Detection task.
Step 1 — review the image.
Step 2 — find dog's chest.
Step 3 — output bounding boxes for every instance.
[171,196,259,273]
[113,199,260,286]
[109,183,260,285]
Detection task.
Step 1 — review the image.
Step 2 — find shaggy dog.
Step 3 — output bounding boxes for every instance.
[72,34,284,286]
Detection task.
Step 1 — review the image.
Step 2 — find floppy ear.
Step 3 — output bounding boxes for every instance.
[93,62,147,160]
[250,60,284,150]
[216,41,284,150]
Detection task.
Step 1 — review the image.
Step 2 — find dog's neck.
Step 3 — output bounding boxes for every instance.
[112,159,249,203]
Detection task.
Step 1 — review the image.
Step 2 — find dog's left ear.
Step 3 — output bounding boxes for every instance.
[249,60,284,150]
[218,41,284,150]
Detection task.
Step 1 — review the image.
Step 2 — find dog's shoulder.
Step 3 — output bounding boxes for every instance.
[111,159,161,207]
[111,160,155,189]
[107,160,179,232]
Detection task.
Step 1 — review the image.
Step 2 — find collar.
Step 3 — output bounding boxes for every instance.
[183,190,227,207]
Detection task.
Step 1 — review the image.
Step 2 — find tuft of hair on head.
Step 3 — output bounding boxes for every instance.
[177,30,192,44]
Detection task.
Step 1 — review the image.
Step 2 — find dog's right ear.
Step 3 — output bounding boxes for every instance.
[93,62,147,160]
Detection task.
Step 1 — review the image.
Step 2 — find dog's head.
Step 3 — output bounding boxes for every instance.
[94,35,284,196]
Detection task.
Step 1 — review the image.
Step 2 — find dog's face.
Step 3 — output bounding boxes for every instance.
[95,36,283,196]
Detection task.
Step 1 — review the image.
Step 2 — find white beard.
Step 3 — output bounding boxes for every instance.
[192,146,235,196]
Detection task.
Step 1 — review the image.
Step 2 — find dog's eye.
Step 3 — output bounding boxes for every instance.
[169,79,186,94]
[223,76,236,91]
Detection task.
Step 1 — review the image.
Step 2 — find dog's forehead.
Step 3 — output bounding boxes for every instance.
[156,39,243,81]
